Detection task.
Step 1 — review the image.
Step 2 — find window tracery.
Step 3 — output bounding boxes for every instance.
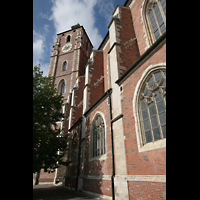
[92,115,105,157]
[144,0,166,45]
[139,69,166,144]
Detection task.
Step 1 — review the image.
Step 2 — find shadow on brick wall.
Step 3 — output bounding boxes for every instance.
[80,116,112,197]
[65,114,112,197]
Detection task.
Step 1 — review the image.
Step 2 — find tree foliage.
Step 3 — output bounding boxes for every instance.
[33,65,69,173]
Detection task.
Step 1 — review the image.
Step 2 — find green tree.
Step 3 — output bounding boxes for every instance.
[33,65,69,174]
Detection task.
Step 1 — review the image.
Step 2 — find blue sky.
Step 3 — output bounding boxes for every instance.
[33,0,126,76]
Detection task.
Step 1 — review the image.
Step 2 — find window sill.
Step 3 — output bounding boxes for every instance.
[139,138,166,152]
[89,153,107,162]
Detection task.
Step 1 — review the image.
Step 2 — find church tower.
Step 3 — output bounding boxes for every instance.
[48,23,93,130]
[48,24,93,100]
[47,24,93,183]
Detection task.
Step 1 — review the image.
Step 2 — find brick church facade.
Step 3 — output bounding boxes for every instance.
[34,0,166,199]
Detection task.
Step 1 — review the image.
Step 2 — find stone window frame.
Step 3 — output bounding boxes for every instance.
[65,34,71,43]
[142,0,166,46]
[89,111,107,161]
[60,82,65,94]
[62,60,68,71]
[57,79,66,95]
[133,63,166,152]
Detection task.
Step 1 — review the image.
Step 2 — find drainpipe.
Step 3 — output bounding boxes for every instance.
[107,90,115,200]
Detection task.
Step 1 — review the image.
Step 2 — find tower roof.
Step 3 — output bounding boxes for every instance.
[56,24,93,48]
[56,24,82,35]
[71,23,80,30]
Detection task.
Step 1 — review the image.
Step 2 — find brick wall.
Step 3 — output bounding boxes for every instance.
[46,1,166,199]
[129,0,152,55]
[81,96,113,197]
[84,97,112,176]
[87,50,104,108]
[71,76,85,127]
[121,45,166,175]
[128,181,166,200]
[65,123,81,189]
[116,6,140,77]
[36,169,56,184]
[83,178,112,197]
[119,17,166,198]
[49,26,93,100]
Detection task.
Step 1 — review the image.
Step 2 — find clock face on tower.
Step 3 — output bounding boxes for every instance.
[61,42,73,53]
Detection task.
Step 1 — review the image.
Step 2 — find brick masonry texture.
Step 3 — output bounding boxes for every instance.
[37,1,166,199]
[128,181,166,200]
[121,45,166,176]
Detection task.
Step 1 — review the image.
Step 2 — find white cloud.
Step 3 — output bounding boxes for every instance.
[33,30,44,65]
[40,63,50,77]
[49,0,103,49]
[34,0,115,76]
[33,26,50,77]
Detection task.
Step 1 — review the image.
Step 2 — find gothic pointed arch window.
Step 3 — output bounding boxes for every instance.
[91,114,106,158]
[139,69,166,144]
[58,79,65,95]
[133,65,166,152]
[143,0,166,45]
[61,81,65,94]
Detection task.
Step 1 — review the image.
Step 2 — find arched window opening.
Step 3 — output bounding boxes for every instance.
[144,0,166,45]
[92,115,105,157]
[67,35,71,42]
[60,80,65,94]
[63,61,67,71]
[139,69,166,145]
